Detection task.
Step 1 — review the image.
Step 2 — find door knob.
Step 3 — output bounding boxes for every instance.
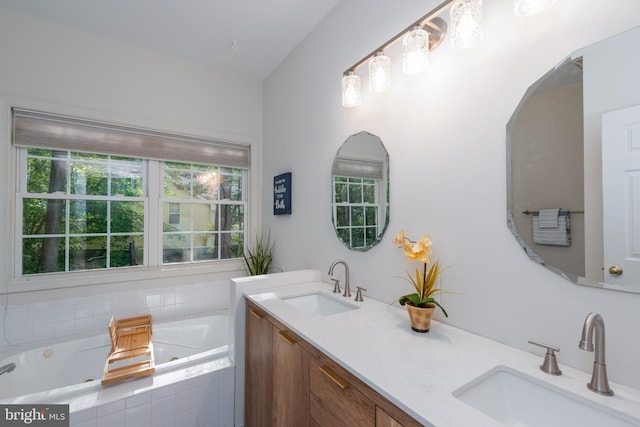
[608,265,623,276]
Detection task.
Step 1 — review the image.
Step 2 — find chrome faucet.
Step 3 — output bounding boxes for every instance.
[578,312,613,396]
[0,363,16,376]
[328,259,351,297]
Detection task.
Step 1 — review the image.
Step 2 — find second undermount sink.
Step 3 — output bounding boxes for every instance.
[281,292,359,317]
[453,366,638,427]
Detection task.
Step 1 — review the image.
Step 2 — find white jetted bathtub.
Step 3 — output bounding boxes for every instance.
[0,312,234,426]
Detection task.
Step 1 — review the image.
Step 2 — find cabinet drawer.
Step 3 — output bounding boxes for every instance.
[309,356,375,427]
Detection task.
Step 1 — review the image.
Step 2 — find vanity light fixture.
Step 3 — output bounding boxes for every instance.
[341,71,362,107]
[369,51,392,93]
[450,0,483,49]
[341,0,482,107]
[514,0,558,17]
[402,26,430,75]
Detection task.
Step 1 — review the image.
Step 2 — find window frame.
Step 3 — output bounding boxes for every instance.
[5,105,256,293]
[15,148,250,278]
[16,149,149,275]
[159,162,248,265]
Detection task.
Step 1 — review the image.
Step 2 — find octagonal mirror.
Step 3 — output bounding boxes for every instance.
[332,131,389,251]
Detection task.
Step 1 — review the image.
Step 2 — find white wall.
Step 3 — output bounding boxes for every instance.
[0,7,262,138]
[0,7,263,300]
[263,0,640,389]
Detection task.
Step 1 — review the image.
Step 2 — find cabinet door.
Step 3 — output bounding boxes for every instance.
[273,328,310,427]
[245,305,273,427]
[309,356,375,427]
[376,407,404,427]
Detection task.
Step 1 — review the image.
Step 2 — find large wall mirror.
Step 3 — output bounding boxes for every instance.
[332,131,389,251]
[507,26,640,293]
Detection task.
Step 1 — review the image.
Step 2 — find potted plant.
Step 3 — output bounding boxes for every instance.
[242,231,276,276]
[393,230,449,332]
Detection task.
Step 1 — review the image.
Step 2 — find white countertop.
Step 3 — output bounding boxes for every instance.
[245,281,640,427]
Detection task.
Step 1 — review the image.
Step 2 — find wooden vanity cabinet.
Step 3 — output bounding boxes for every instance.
[272,324,310,425]
[305,349,421,427]
[375,407,406,427]
[309,354,375,426]
[245,304,274,427]
[245,302,310,427]
[245,300,422,427]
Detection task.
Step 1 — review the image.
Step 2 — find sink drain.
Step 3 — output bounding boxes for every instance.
[170,356,179,362]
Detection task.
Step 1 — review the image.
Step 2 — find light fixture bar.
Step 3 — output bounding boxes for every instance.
[342,0,456,75]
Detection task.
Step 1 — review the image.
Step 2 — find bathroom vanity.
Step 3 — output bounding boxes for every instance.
[242,278,640,427]
[246,299,421,427]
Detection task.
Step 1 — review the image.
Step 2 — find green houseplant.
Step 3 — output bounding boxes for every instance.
[242,231,276,276]
[393,230,449,332]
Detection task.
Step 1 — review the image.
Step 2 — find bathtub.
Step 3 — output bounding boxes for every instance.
[0,312,234,426]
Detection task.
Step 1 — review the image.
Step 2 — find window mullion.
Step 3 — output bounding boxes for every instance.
[217,196,222,260]
[64,152,71,272]
[147,160,160,268]
[15,150,26,276]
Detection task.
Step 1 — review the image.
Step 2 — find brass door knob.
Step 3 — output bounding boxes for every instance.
[608,265,623,276]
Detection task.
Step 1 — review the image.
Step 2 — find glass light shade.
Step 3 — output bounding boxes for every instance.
[402,27,430,75]
[450,0,483,49]
[514,0,558,17]
[341,72,362,108]
[369,53,391,94]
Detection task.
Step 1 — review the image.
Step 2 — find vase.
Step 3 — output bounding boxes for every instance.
[405,303,435,333]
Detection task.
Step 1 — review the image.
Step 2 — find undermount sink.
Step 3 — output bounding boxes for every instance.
[281,292,359,317]
[453,366,638,427]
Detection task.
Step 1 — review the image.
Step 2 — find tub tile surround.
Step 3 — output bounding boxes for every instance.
[1,278,236,427]
[241,271,640,427]
[1,280,229,347]
[68,358,234,427]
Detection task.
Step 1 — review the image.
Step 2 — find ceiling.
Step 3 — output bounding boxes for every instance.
[0,0,341,80]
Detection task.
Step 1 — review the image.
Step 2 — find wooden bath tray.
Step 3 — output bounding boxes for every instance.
[102,314,155,385]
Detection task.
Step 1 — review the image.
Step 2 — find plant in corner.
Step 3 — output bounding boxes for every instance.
[393,230,450,332]
[242,231,276,276]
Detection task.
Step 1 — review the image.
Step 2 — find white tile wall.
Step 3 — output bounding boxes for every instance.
[2,280,235,427]
[68,365,234,427]
[1,280,229,346]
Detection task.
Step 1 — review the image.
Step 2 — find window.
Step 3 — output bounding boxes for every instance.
[13,109,249,278]
[333,176,380,249]
[19,149,145,274]
[162,162,245,264]
[167,203,181,225]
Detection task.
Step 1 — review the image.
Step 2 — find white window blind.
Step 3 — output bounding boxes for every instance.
[332,157,384,180]
[12,108,250,168]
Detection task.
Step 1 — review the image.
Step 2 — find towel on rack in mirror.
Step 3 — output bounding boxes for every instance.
[533,209,571,246]
[538,208,559,228]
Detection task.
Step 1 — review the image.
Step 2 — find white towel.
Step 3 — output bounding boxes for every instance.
[538,208,559,228]
[533,210,571,246]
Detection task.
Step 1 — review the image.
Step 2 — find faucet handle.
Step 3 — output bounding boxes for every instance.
[331,278,341,293]
[528,339,562,376]
[354,286,367,302]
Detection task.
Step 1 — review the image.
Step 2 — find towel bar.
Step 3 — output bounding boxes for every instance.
[522,209,583,215]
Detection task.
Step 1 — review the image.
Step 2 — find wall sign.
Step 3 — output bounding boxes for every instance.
[273,172,292,215]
